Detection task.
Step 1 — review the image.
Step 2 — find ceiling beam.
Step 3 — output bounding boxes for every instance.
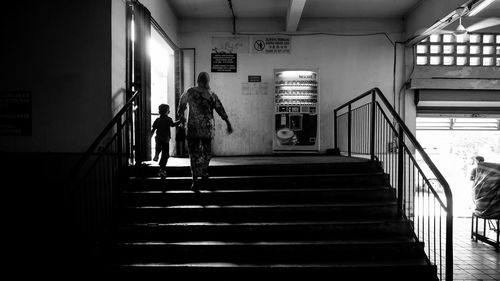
[286,0,307,32]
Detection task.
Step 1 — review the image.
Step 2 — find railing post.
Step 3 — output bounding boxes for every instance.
[370,90,376,161]
[333,109,338,149]
[397,125,404,217]
[446,205,453,281]
[117,119,123,165]
[347,104,352,157]
[132,101,137,166]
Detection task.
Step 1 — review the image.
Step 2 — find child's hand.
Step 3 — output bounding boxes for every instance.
[226,123,233,134]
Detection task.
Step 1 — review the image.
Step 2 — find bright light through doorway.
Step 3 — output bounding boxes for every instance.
[416,117,500,217]
[150,26,175,159]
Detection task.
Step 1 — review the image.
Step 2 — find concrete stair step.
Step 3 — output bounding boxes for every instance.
[119,187,395,206]
[112,239,423,264]
[129,161,382,177]
[126,173,388,190]
[119,202,398,223]
[117,219,413,242]
[111,260,438,280]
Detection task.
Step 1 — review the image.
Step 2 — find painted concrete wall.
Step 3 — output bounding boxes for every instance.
[1,0,179,153]
[141,0,179,45]
[180,19,405,155]
[112,0,128,116]
[1,0,113,153]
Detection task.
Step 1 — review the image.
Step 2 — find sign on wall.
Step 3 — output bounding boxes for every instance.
[242,75,268,95]
[242,82,268,95]
[211,53,237,73]
[0,91,32,136]
[211,37,249,54]
[251,36,291,54]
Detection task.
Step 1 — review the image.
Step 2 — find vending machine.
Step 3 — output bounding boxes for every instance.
[273,69,320,152]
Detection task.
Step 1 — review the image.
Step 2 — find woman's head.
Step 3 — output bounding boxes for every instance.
[197,72,210,89]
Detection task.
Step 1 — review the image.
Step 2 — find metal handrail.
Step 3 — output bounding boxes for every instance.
[69,89,140,180]
[333,87,453,281]
[65,88,141,245]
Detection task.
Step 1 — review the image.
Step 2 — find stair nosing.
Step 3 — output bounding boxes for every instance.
[122,187,391,194]
[123,219,408,227]
[119,259,430,268]
[123,202,397,209]
[128,172,386,180]
[117,239,418,246]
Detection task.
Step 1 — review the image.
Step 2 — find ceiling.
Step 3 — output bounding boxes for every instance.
[471,0,500,18]
[168,0,423,19]
[168,0,500,34]
[445,0,500,33]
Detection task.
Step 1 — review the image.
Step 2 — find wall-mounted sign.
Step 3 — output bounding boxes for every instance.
[248,75,262,82]
[251,36,291,54]
[211,53,237,73]
[242,82,268,95]
[211,37,249,54]
[0,91,32,136]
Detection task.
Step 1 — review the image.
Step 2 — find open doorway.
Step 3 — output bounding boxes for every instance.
[416,117,500,217]
[150,26,176,159]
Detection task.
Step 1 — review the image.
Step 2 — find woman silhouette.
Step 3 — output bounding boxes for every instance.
[178,72,233,191]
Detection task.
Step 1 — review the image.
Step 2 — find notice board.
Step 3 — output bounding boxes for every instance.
[211,53,237,73]
[0,91,32,136]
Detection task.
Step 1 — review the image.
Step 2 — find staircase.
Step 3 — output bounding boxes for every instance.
[107,156,438,280]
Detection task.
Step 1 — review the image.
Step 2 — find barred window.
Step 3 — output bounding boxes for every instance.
[416,34,500,66]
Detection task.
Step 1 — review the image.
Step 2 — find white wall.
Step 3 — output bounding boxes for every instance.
[180,19,405,155]
[141,0,179,45]
[112,0,128,116]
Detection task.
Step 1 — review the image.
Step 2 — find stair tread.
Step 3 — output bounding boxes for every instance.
[122,187,390,194]
[119,258,429,268]
[117,238,417,246]
[129,172,385,180]
[124,219,407,227]
[124,202,397,209]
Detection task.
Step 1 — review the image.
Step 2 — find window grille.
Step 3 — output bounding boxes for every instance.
[416,34,500,67]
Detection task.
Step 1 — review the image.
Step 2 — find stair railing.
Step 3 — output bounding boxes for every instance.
[66,88,140,243]
[334,87,453,281]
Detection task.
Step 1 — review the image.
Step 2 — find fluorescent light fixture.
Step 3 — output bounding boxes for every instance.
[468,0,495,16]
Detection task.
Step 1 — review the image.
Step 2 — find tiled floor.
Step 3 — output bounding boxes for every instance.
[454,217,499,281]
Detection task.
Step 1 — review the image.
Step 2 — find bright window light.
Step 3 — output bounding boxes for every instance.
[430,34,440,43]
[483,34,494,43]
[430,45,441,54]
[443,34,454,43]
[483,57,494,66]
[443,56,454,65]
[469,34,481,43]
[443,45,454,54]
[470,45,481,54]
[483,46,494,55]
[417,56,428,65]
[470,57,480,66]
[417,45,427,54]
[430,56,441,65]
[457,45,467,54]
